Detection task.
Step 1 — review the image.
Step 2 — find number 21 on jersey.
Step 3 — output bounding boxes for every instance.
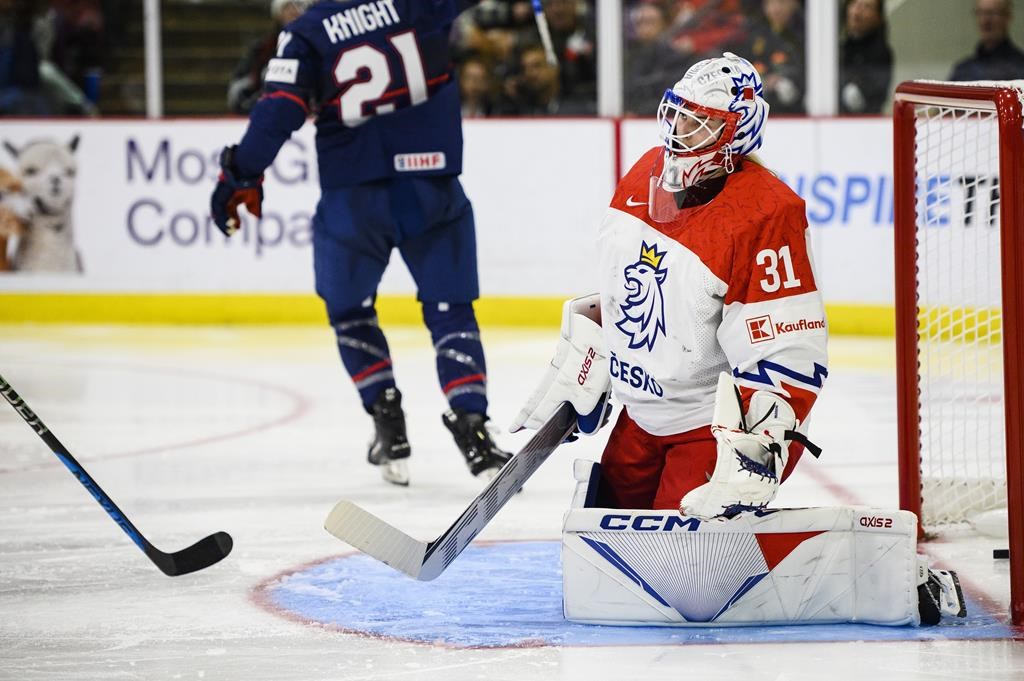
[756,245,802,293]
[333,30,427,127]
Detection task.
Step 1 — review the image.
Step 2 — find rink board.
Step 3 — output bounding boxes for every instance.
[254,541,1013,648]
[3,117,898,325]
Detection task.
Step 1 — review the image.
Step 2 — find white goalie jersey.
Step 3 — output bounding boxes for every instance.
[598,149,828,436]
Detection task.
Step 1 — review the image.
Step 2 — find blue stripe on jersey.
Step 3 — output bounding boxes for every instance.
[733,360,829,389]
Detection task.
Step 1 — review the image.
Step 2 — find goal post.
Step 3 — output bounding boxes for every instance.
[893,80,1024,625]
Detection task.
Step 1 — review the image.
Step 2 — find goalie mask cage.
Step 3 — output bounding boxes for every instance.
[894,80,1024,625]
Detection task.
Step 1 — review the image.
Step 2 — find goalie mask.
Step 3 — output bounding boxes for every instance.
[649,52,769,222]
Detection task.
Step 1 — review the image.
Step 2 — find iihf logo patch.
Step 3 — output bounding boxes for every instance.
[616,241,667,351]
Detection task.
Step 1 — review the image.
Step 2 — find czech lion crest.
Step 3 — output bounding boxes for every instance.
[615,241,667,351]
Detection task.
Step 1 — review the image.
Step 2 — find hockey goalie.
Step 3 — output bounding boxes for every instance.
[512,52,966,627]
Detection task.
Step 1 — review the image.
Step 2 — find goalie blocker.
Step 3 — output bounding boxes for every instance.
[562,460,966,627]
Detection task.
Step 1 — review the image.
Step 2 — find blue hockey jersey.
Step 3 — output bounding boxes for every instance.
[234,0,476,188]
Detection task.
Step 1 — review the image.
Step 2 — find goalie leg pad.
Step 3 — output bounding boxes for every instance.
[564,461,922,627]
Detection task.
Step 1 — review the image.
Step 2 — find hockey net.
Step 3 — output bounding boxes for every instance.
[893,80,1024,624]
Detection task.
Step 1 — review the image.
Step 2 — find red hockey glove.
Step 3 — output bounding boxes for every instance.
[210,145,263,236]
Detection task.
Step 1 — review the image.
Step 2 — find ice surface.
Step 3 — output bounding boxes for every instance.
[1,326,1022,680]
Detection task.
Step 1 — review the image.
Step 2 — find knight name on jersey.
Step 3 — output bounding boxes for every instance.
[394,152,446,171]
[321,0,401,44]
[609,351,664,396]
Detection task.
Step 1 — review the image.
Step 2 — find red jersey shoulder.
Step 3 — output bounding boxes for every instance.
[721,164,817,304]
[610,147,662,213]
[658,162,810,289]
[709,162,807,240]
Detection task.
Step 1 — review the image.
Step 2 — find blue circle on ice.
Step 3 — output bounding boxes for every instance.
[258,540,1011,648]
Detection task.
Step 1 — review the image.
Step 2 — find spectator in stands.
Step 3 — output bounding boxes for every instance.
[666,0,747,66]
[459,57,495,117]
[839,0,892,114]
[950,0,1024,81]
[0,0,49,115]
[48,0,104,104]
[624,1,686,115]
[543,0,597,103]
[32,3,98,115]
[0,0,94,116]
[498,42,596,115]
[450,6,520,87]
[228,0,308,115]
[745,0,805,114]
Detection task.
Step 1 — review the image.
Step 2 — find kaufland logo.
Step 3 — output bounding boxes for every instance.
[746,315,826,344]
[747,315,775,343]
[775,318,826,333]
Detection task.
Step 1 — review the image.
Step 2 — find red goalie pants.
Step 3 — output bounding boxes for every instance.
[594,408,804,510]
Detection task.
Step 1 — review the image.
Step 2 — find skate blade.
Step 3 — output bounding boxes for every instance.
[382,459,409,487]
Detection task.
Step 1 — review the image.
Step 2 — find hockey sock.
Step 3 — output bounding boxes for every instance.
[422,302,488,415]
[329,305,396,412]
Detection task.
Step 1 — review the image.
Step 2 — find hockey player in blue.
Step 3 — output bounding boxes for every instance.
[210,0,511,486]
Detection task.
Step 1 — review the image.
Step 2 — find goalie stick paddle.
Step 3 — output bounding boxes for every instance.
[324,401,577,581]
[0,372,233,576]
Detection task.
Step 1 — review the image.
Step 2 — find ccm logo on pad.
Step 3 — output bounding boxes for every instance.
[600,514,701,531]
[859,516,894,529]
[578,347,597,385]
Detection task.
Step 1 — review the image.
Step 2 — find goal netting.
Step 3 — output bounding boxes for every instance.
[893,79,1024,624]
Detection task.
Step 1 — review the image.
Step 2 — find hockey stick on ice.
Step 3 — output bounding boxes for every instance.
[0,372,233,576]
[532,0,558,66]
[324,401,577,580]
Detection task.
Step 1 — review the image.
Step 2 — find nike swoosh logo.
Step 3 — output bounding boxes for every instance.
[625,196,647,207]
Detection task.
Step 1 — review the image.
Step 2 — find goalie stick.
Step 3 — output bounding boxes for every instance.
[324,402,577,580]
[0,372,233,576]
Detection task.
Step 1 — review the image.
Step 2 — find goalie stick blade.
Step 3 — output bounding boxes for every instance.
[145,531,234,577]
[324,501,428,579]
[325,402,577,581]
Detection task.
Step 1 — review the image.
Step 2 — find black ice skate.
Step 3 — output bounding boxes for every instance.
[917,561,967,625]
[442,409,512,480]
[367,387,411,486]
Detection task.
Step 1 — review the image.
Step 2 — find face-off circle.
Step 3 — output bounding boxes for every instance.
[252,541,1007,648]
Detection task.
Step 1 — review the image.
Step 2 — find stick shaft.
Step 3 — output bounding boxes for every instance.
[325,402,577,580]
[532,0,558,66]
[0,373,149,551]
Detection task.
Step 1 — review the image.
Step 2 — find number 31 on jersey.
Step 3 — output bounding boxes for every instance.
[756,245,802,293]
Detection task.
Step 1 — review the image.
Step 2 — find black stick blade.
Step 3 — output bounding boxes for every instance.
[145,531,233,576]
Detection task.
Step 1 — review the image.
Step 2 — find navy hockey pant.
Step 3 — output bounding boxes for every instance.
[313,176,488,415]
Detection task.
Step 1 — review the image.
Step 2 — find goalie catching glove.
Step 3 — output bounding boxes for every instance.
[510,294,611,437]
[680,372,818,519]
